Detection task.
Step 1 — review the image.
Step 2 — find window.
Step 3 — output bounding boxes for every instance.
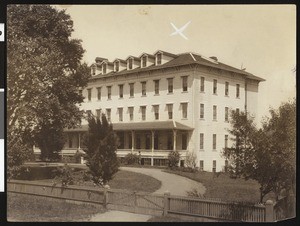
[79,89,83,96]
[181,103,188,119]
[236,84,240,98]
[225,82,229,96]
[106,109,111,122]
[153,105,159,120]
[115,61,119,72]
[142,56,147,68]
[136,135,141,149]
[119,84,123,98]
[200,104,204,119]
[182,76,188,92]
[87,88,92,101]
[213,105,217,120]
[200,160,204,171]
[213,134,217,150]
[129,83,134,97]
[182,133,187,150]
[91,66,96,75]
[236,108,240,115]
[213,79,217,94]
[141,81,146,96]
[167,104,173,119]
[141,106,146,121]
[96,109,101,119]
[68,134,73,148]
[128,58,133,70]
[107,86,112,100]
[167,78,173,93]
[118,108,123,122]
[128,107,134,121]
[156,53,162,65]
[200,77,205,92]
[212,160,216,172]
[97,87,101,100]
[154,80,159,95]
[200,133,204,150]
[102,63,107,74]
[225,107,229,122]
[225,135,228,149]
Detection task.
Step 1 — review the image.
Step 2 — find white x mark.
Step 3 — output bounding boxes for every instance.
[170,21,191,40]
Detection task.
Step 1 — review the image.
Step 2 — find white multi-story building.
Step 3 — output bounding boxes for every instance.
[63,50,264,171]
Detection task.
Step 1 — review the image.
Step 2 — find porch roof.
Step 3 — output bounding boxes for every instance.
[64,121,193,132]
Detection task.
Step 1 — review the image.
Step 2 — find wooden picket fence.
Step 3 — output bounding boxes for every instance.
[8,180,276,222]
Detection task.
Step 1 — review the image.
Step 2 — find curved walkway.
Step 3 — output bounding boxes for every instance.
[120,167,206,196]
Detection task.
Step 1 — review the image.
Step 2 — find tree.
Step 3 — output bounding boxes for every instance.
[7,5,90,162]
[185,151,197,169]
[223,100,296,203]
[83,114,119,186]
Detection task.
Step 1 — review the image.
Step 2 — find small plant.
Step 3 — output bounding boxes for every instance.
[168,151,180,168]
[186,188,205,198]
[124,153,139,165]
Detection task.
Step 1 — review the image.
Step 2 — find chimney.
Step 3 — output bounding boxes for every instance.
[209,56,218,61]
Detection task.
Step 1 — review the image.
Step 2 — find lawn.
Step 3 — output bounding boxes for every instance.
[17,165,162,193]
[163,169,266,203]
[7,193,105,222]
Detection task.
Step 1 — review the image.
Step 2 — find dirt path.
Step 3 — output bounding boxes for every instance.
[120,167,206,196]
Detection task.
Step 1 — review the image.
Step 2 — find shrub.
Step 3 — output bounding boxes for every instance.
[168,151,180,168]
[124,153,139,165]
[53,164,74,186]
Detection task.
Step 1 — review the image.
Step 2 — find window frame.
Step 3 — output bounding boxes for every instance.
[213,134,217,150]
[200,133,204,150]
[119,84,124,98]
[87,88,92,101]
[181,102,188,119]
[156,53,162,65]
[97,87,101,100]
[167,78,173,94]
[107,86,112,100]
[128,107,134,121]
[236,84,240,98]
[200,103,204,119]
[182,76,188,92]
[141,81,147,96]
[154,80,159,95]
[225,81,229,96]
[213,79,217,94]
[129,83,134,97]
[118,107,123,122]
[213,105,217,121]
[141,106,146,121]
[153,105,159,120]
[200,77,205,92]
[225,107,229,122]
[167,104,173,120]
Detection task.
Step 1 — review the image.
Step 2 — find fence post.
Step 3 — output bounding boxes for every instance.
[265,200,274,222]
[163,191,170,216]
[103,184,110,209]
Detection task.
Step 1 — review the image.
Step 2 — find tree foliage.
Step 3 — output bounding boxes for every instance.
[185,151,197,169]
[83,115,119,186]
[7,5,90,162]
[223,99,296,203]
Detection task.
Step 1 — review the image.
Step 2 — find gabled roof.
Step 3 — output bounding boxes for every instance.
[139,53,155,59]
[95,57,108,63]
[90,52,265,82]
[64,121,193,132]
[113,58,127,64]
[153,50,178,58]
[125,56,141,61]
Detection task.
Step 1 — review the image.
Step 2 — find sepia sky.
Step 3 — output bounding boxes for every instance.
[56,5,296,125]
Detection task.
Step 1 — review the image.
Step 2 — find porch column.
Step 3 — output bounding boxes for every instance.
[151,130,154,166]
[131,130,135,153]
[173,130,177,151]
[78,133,81,149]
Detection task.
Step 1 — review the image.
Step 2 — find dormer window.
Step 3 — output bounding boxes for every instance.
[102,63,107,74]
[142,56,147,68]
[156,53,162,65]
[115,61,119,72]
[127,58,133,70]
[91,66,96,75]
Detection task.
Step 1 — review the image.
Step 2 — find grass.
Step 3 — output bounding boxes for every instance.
[20,167,162,193]
[7,193,105,222]
[163,169,264,203]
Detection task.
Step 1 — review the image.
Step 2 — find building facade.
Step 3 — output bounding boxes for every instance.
[59,50,264,171]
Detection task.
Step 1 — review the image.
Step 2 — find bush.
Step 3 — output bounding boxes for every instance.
[168,151,180,168]
[185,152,197,169]
[124,153,139,165]
[53,164,74,186]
